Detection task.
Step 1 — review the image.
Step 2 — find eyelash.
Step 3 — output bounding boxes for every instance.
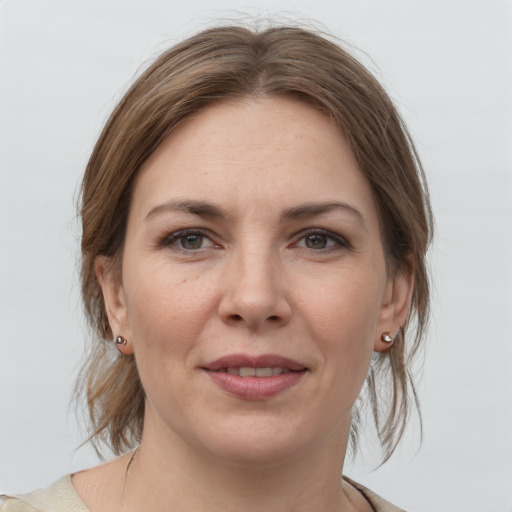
[159,228,350,253]
[292,228,350,252]
[160,229,217,251]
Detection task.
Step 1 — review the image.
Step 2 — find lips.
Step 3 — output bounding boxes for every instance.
[222,366,292,377]
[202,354,307,400]
[204,354,307,372]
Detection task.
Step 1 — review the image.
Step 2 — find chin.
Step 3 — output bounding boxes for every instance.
[206,437,303,468]
[194,415,323,468]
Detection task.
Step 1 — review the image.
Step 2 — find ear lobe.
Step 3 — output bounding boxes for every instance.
[374,264,414,353]
[95,256,133,354]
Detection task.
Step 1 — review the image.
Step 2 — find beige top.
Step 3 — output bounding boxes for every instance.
[1,475,405,512]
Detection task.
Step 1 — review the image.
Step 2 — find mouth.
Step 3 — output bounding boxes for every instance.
[202,354,308,400]
[203,353,307,374]
[214,366,298,377]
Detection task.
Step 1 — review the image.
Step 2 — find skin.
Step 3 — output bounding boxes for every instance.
[74,97,413,511]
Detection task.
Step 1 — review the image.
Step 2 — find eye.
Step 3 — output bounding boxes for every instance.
[179,233,207,250]
[162,229,217,251]
[294,229,349,251]
[304,233,330,249]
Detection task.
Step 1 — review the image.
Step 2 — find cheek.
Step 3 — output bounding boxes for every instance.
[300,269,384,378]
[303,268,383,338]
[124,276,210,401]
[123,260,216,359]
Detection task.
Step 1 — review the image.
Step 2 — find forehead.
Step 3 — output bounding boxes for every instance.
[130,96,378,223]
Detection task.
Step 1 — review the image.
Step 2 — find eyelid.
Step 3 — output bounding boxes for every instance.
[158,227,349,252]
[292,228,351,250]
[160,228,219,250]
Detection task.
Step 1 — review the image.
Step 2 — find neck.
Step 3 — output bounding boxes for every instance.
[122,417,359,512]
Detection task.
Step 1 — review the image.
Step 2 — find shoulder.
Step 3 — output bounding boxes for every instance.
[0,476,89,512]
[344,476,407,512]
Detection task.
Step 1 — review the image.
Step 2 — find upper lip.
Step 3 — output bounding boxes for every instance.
[203,354,307,372]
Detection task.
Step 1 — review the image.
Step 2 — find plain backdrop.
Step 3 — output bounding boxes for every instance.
[1,1,511,511]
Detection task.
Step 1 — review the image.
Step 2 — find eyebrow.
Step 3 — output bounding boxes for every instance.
[145,200,229,221]
[281,201,366,227]
[145,199,366,228]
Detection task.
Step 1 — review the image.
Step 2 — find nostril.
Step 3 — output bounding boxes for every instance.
[228,313,281,324]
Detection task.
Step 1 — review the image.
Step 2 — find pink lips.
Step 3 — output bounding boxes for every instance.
[202,354,307,400]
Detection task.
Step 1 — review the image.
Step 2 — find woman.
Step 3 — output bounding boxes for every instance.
[1,24,432,512]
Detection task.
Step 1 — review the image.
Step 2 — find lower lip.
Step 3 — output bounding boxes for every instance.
[206,371,306,400]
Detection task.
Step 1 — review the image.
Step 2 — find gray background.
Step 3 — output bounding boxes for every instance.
[1,1,511,510]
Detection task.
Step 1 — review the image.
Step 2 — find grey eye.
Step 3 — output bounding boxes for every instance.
[304,234,328,249]
[180,234,205,249]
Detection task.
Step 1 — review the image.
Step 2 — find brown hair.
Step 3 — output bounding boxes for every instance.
[77,24,433,462]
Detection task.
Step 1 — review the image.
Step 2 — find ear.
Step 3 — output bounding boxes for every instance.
[95,256,134,355]
[374,262,414,353]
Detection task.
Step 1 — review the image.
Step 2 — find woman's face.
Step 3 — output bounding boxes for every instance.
[99,97,410,466]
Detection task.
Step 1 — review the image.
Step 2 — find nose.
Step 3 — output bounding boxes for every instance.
[218,245,292,331]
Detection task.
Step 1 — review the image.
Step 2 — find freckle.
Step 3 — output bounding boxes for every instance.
[182,278,187,283]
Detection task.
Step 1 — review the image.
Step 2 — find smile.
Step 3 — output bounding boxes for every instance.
[203,354,308,400]
[215,367,293,377]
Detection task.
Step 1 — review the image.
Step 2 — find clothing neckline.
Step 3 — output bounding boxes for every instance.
[2,474,404,512]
